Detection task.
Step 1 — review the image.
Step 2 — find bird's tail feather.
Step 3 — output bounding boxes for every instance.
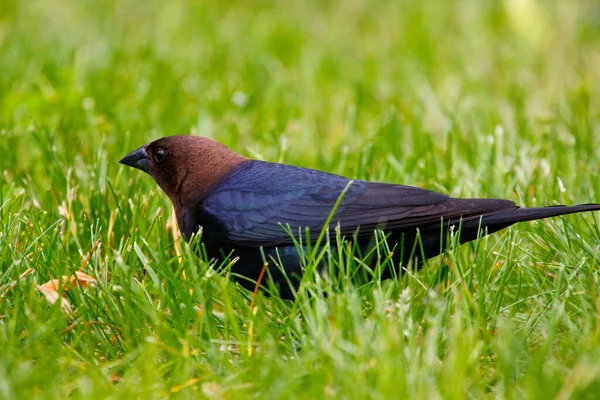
[483,203,600,228]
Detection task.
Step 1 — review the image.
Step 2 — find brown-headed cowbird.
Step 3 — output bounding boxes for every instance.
[120,135,600,298]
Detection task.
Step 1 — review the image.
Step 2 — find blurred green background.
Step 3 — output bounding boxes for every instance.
[2,0,600,398]
[3,0,599,191]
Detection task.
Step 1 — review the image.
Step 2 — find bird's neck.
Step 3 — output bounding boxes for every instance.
[175,154,249,210]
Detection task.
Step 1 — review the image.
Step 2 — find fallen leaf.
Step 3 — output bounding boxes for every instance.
[36,283,73,312]
[36,272,97,312]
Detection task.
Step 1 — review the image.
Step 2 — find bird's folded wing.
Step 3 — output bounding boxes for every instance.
[202,161,516,247]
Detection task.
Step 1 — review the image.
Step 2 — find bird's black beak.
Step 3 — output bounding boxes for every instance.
[120,145,150,174]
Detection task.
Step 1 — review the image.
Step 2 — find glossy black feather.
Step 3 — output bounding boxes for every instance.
[175,160,600,298]
[196,160,516,246]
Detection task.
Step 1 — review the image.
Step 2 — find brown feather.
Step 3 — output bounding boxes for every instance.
[143,135,248,210]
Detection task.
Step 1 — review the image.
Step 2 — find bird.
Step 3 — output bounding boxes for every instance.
[120,135,600,298]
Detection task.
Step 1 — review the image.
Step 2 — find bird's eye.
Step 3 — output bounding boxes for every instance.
[154,148,166,163]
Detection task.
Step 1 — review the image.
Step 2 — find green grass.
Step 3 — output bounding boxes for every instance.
[2,0,600,398]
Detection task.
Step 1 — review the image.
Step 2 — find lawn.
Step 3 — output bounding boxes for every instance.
[2,0,600,398]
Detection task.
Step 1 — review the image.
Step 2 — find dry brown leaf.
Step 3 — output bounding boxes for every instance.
[72,271,97,288]
[3,241,101,312]
[36,283,73,312]
[36,272,97,312]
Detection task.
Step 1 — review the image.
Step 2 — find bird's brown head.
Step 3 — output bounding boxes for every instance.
[120,135,248,208]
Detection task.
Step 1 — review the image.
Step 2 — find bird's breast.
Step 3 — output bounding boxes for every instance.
[177,203,231,247]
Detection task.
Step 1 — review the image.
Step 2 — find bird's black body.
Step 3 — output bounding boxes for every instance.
[177,160,600,298]
[120,136,600,299]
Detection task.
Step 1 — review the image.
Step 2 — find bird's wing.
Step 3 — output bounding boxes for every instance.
[201,161,516,247]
